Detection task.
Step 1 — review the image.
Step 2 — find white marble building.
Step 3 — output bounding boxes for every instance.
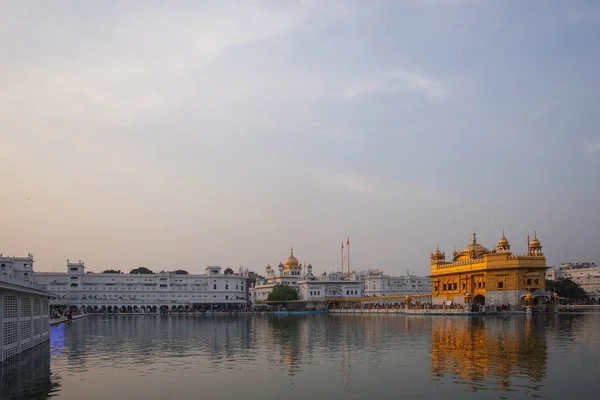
[250,248,362,303]
[546,262,600,300]
[357,269,432,297]
[2,253,249,312]
[34,261,248,311]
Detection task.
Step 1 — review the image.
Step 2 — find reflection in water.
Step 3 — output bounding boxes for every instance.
[5,314,600,399]
[0,341,54,400]
[430,316,547,395]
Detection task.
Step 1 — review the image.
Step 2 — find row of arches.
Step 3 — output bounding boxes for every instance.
[53,303,248,314]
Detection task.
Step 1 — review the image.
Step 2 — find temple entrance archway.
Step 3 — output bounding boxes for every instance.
[473,295,485,305]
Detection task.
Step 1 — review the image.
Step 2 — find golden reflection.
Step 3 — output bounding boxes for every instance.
[430,317,547,392]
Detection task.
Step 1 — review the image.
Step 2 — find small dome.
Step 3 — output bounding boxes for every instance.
[498,230,510,250]
[307,263,313,270]
[530,232,541,247]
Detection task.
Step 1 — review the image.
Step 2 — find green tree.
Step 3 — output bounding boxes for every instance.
[102,269,121,274]
[130,267,154,274]
[173,270,189,275]
[547,278,588,299]
[267,285,298,302]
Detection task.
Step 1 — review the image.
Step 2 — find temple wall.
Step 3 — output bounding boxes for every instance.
[486,290,525,306]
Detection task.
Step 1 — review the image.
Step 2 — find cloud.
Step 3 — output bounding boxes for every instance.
[586,143,600,156]
[568,8,600,24]
[341,70,446,99]
[415,0,473,6]
[318,171,444,206]
[326,173,391,196]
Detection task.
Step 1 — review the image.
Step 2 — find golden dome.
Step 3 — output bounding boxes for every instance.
[530,232,541,247]
[285,256,299,266]
[460,233,489,257]
[284,247,301,269]
[498,230,510,250]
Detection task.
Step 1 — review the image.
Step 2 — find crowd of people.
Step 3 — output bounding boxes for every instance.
[50,305,75,320]
[561,298,599,305]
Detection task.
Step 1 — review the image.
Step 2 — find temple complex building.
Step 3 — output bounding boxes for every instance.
[357,269,431,297]
[430,232,548,306]
[546,262,600,300]
[250,247,362,304]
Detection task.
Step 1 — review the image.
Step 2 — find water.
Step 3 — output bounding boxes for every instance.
[2,313,600,399]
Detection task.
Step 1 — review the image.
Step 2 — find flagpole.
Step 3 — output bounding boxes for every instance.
[341,241,344,280]
[347,237,350,281]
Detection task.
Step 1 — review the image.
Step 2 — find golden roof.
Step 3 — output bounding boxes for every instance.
[460,233,490,257]
[530,232,541,248]
[284,247,301,269]
[498,230,510,249]
[432,246,445,260]
[498,236,508,247]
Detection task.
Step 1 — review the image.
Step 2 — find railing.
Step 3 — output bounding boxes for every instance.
[0,274,46,291]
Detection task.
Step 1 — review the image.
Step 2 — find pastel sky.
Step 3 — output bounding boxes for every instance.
[1,0,599,276]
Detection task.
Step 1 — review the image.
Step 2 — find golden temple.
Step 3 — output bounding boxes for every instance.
[430,232,548,306]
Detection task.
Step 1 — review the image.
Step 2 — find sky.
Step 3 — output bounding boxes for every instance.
[1,0,599,276]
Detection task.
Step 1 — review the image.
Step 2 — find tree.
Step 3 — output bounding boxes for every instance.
[547,278,588,299]
[267,285,298,302]
[102,269,121,274]
[173,270,189,275]
[130,267,154,274]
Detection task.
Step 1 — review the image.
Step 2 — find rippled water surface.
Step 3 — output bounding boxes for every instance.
[2,313,600,399]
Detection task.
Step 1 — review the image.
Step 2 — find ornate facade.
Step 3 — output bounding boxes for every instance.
[430,232,548,306]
